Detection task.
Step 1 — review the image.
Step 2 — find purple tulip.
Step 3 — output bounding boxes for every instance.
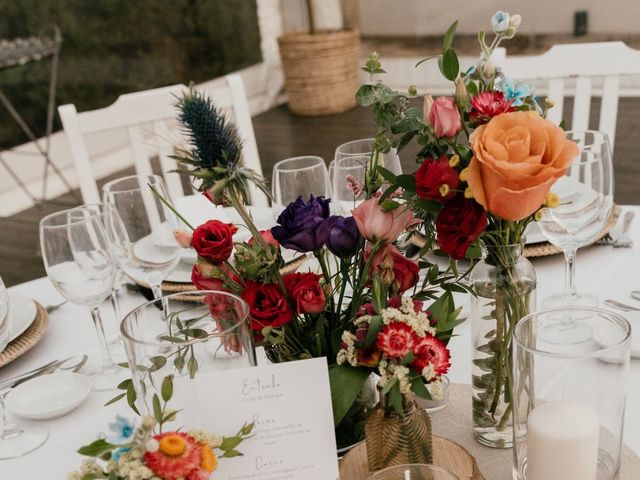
[317,215,361,258]
[271,195,331,252]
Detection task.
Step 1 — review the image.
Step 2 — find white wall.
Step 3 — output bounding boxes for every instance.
[358,0,640,36]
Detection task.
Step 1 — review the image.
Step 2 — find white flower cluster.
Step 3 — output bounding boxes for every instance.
[67,459,104,480]
[336,330,359,367]
[107,450,159,480]
[429,378,444,401]
[377,360,412,395]
[189,429,223,449]
[379,297,436,338]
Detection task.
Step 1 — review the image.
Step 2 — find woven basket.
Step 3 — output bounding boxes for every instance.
[278,29,361,116]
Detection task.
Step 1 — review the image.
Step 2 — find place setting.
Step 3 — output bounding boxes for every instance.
[3,6,640,480]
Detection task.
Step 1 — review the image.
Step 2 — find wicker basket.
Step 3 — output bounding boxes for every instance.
[278,29,361,116]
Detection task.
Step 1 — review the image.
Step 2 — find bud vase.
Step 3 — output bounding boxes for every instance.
[365,389,433,471]
[469,241,536,448]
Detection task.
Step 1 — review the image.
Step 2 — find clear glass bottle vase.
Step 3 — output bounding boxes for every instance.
[470,241,536,448]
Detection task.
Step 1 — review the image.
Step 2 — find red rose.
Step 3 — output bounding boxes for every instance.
[192,220,238,264]
[391,252,420,293]
[469,91,516,125]
[370,245,420,293]
[436,197,487,260]
[242,281,292,331]
[415,156,460,202]
[283,272,326,314]
[191,261,240,291]
[376,321,418,360]
[412,334,451,376]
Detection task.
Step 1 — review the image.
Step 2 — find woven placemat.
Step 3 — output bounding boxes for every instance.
[0,302,48,368]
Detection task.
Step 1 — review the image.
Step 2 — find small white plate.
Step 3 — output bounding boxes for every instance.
[8,293,37,343]
[6,372,91,420]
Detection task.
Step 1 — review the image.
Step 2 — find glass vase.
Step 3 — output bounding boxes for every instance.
[469,241,536,448]
[365,389,433,471]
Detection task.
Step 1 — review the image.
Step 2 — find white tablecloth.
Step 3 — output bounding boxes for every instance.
[2,205,640,479]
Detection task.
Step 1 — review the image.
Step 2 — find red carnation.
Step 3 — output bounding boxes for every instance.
[469,91,516,125]
[412,334,451,376]
[241,281,292,331]
[415,156,460,202]
[436,197,487,259]
[191,220,238,264]
[283,272,326,314]
[376,322,418,360]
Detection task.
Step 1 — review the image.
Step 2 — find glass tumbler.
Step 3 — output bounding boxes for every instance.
[120,290,256,416]
[512,307,631,480]
[367,464,459,480]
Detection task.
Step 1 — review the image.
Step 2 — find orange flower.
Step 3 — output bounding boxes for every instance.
[467,111,578,221]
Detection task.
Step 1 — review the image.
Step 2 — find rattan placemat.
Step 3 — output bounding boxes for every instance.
[0,302,48,368]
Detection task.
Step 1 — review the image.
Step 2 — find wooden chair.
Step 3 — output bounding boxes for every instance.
[58,74,268,207]
[502,42,640,153]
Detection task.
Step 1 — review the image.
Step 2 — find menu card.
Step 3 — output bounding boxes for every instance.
[189,357,340,480]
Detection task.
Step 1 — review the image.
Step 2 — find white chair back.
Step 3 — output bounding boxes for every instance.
[502,42,640,153]
[58,74,268,206]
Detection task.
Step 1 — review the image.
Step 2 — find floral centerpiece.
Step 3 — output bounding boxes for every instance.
[167,86,465,453]
[355,12,578,448]
[71,376,253,480]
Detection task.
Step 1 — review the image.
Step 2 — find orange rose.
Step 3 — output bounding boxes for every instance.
[467,111,579,221]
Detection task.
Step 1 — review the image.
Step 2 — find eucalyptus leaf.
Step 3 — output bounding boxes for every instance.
[161,375,174,402]
[442,20,459,51]
[152,394,162,422]
[356,84,376,106]
[441,49,459,81]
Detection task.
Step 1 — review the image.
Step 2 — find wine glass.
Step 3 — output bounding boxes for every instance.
[271,156,331,218]
[334,138,403,175]
[332,156,367,214]
[538,131,614,340]
[102,175,181,300]
[40,209,120,391]
[0,275,49,459]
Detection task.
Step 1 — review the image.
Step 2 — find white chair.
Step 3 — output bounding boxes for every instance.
[58,74,269,207]
[502,42,640,153]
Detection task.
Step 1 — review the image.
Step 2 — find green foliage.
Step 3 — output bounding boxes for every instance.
[328,365,371,426]
[0,0,262,149]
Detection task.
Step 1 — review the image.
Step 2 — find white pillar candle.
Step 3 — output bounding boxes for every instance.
[527,401,600,480]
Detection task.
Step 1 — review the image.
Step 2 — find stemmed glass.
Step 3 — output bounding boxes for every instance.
[0,275,49,458]
[538,131,614,341]
[102,175,181,300]
[334,138,403,175]
[39,209,120,391]
[271,156,331,218]
[332,155,367,214]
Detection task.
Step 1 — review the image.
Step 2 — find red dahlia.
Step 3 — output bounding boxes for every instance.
[469,91,516,125]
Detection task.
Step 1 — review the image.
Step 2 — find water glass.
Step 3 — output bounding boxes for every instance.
[40,209,119,390]
[271,156,331,218]
[332,155,367,214]
[367,464,459,480]
[335,138,403,175]
[102,175,181,299]
[512,307,630,480]
[120,290,256,418]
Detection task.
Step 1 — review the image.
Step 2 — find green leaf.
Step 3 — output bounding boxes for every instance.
[374,84,397,104]
[466,80,479,96]
[371,277,387,314]
[373,102,397,128]
[152,394,162,423]
[364,316,383,347]
[415,55,438,69]
[241,422,255,435]
[328,365,371,426]
[222,449,242,458]
[414,198,441,213]
[104,392,126,407]
[411,377,432,400]
[394,174,416,192]
[78,439,116,457]
[117,379,132,390]
[441,49,459,81]
[442,20,459,51]
[380,199,400,211]
[149,356,167,372]
[355,84,376,106]
[126,382,140,415]
[188,354,199,379]
[389,382,404,415]
[381,377,398,396]
[220,435,243,451]
[429,291,454,330]
[401,351,414,365]
[377,166,397,184]
[161,375,174,402]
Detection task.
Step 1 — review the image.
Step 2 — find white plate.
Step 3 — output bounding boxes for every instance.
[8,293,37,343]
[6,372,91,420]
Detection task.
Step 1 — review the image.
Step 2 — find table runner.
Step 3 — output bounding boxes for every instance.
[430,383,640,479]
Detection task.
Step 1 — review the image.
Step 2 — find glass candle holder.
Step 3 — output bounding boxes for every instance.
[120,290,256,416]
[512,307,631,480]
[367,464,459,480]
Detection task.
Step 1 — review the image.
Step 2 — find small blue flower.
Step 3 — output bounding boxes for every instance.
[491,11,511,33]
[498,78,534,107]
[111,447,129,462]
[107,415,135,444]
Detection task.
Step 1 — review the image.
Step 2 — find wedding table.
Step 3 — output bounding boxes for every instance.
[2,205,640,479]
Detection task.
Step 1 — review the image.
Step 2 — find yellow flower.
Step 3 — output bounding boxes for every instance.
[158,434,186,456]
[201,445,218,472]
[448,154,460,168]
[439,184,451,197]
[544,98,555,109]
[459,167,469,182]
[545,192,560,208]
[534,209,544,221]
[464,187,474,199]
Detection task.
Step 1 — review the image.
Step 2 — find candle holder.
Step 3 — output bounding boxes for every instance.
[512,307,631,480]
[367,463,459,480]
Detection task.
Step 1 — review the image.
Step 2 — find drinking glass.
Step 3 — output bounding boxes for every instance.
[120,290,255,417]
[334,138,403,175]
[512,307,630,480]
[102,175,181,300]
[367,464,459,480]
[40,209,119,391]
[271,156,331,218]
[0,275,49,459]
[539,131,614,312]
[332,156,367,214]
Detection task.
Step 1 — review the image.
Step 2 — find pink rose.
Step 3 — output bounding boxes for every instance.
[427,96,462,138]
[174,230,193,248]
[352,198,417,243]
